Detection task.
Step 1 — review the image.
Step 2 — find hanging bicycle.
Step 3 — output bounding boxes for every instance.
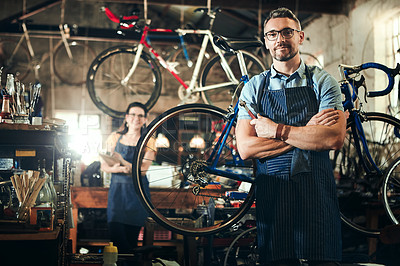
[86,7,265,118]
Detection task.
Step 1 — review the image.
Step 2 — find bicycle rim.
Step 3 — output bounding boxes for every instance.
[383,156,400,225]
[54,42,96,85]
[332,112,400,236]
[133,104,256,236]
[0,39,31,83]
[223,226,258,266]
[200,51,265,109]
[86,45,161,118]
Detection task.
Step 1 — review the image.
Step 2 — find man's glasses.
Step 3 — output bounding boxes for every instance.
[264,28,301,41]
[127,113,145,119]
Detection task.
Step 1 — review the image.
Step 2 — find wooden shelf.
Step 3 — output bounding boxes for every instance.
[0,225,60,241]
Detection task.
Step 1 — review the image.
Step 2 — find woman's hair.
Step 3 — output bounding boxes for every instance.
[263,7,302,30]
[117,102,148,135]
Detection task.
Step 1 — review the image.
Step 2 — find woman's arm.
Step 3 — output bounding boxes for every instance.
[100,132,131,174]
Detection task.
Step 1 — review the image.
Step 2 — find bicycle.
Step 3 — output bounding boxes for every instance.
[0,22,95,85]
[86,7,265,118]
[332,62,400,236]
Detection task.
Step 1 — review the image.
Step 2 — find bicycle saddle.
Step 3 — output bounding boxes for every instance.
[213,35,263,52]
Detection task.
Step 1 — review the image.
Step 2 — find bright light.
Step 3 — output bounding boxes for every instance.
[55,112,102,165]
[189,134,205,149]
[155,133,170,148]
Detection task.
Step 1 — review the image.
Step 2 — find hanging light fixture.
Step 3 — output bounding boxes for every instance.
[189,134,205,149]
[155,133,170,148]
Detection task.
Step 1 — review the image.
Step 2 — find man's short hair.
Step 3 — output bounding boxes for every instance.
[264,7,302,30]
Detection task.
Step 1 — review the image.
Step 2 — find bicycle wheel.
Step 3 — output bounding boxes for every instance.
[223,226,258,266]
[170,44,208,83]
[0,40,31,83]
[383,156,400,225]
[86,45,161,118]
[132,104,256,236]
[53,41,96,85]
[331,112,400,236]
[200,51,265,109]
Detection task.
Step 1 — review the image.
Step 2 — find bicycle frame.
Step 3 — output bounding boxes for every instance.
[193,49,255,183]
[121,20,239,100]
[338,62,400,176]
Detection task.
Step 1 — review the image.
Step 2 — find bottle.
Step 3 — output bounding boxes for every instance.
[35,160,55,208]
[103,242,118,266]
[42,159,58,209]
[0,95,12,123]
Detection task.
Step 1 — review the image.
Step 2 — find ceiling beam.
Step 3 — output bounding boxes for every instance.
[0,0,61,25]
[77,0,355,15]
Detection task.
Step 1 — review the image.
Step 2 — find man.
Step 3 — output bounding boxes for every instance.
[236,7,346,266]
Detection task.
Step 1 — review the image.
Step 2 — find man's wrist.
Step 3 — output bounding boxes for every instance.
[275,124,290,141]
[275,123,284,140]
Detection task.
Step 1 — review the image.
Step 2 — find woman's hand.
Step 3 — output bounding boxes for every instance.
[111,151,124,164]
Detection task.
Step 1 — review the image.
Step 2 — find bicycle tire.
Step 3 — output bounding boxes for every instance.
[132,103,256,236]
[86,45,162,118]
[53,41,96,85]
[0,39,31,83]
[332,112,400,236]
[383,156,400,225]
[223,226,258,266]
[200,51,265,109]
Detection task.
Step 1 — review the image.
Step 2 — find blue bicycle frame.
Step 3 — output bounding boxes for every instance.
[204,74,255,183]
[339,62,400,175]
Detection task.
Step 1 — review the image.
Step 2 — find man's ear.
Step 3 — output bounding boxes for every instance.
[298,31,305,45]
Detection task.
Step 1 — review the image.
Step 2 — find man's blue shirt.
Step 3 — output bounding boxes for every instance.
[238,60,343,120]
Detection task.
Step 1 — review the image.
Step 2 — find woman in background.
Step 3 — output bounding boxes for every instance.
[101,102,155,254]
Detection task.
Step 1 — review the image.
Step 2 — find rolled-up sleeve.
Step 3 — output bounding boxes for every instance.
[315,70,343,112]
[238,73,266,120]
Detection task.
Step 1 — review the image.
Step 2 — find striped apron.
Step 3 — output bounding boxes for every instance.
[107,135,150,226]
[255,67,342,262]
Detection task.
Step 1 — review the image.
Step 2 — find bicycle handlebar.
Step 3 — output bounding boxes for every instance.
[339,62,400,97]
[104,7,139,29]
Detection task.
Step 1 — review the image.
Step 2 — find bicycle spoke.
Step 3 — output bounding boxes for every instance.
[333,113,400,235]
[133,104,255,235]
[87,46,161,117]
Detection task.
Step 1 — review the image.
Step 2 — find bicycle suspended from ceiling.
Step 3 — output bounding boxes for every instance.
[0,14,95,85]
[86,7,265,118]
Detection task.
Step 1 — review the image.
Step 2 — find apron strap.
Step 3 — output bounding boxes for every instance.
[256,65,315,114]
[256,71,269,115]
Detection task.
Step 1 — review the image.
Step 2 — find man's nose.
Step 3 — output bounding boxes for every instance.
[276,32,285,42]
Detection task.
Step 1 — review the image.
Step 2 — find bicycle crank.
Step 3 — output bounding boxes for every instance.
[178,81,200,103]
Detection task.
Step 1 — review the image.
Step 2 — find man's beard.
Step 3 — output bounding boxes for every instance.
[272,45,299,62]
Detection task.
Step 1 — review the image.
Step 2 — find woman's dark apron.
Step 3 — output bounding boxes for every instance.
[255,67,342,262]
[107,134,149,226]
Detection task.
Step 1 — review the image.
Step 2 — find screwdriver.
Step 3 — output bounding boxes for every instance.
[239,100,256,119]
